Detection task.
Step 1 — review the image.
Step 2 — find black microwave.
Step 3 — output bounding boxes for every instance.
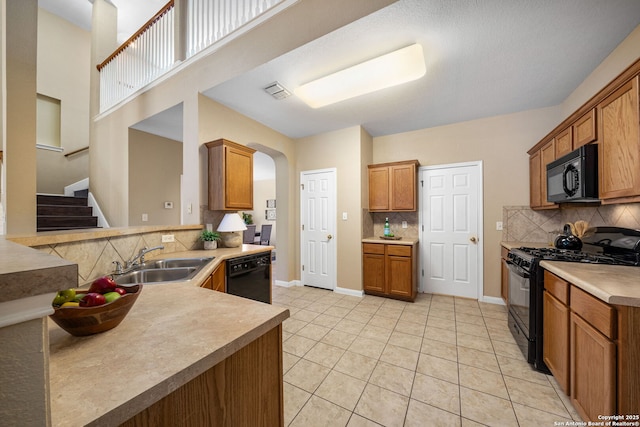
[546,144,599,203]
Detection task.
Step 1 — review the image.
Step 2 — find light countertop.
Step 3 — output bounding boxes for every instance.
[48,247,287,426]
[540,260,640,307]
[362,236,419,245]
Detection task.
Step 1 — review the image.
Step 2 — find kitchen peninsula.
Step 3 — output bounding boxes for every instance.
[49,283,289,426]
[2,226,289,426]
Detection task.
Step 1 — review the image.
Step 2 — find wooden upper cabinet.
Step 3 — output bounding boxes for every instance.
[205,139,256,210]
[529,150,541,208]
[555,127,573,158]
[530,139,557,209]
[573,109,597,148]
[368,160,419,212]
[598,76,640,202]
[368,167,390,211]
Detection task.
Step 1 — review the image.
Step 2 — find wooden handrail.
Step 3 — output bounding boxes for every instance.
[64,146,89,157]
[97,0,174,71]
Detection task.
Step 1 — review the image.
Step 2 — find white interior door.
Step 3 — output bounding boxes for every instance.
[301,169,336,290]
[421,162,483,299]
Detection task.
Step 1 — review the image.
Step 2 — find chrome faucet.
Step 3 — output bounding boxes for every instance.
[125,245,164,269]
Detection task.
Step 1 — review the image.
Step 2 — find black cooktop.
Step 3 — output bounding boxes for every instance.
[516,246,639,266]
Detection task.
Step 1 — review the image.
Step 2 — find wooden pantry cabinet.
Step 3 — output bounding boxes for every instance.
[542,270,640,421]
[205,139,256,211]
[362,241,417,301]
[368,160,419,212]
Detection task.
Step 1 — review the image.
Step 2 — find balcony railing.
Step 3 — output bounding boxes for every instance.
[97,0,290,112]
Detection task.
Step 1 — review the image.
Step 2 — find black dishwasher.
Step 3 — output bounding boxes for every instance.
[226,252,271,304]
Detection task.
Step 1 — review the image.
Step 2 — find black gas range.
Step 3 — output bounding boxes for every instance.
[506,227,640,373]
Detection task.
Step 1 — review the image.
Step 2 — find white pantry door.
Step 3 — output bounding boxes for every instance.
[300,169,336,290]
[421,162,483,299]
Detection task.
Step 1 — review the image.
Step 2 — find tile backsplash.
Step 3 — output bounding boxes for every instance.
[502,203,640,243]
[363,211,419,239]
[33,229,202,285]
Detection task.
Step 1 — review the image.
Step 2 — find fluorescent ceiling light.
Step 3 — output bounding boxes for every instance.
[295,44,426,108]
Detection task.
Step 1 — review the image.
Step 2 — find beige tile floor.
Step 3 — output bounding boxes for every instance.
[272,285,583,427]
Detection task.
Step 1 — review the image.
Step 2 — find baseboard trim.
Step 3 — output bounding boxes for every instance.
[334,286,363,298]
[275,280,301,288]
[480,295,506,305]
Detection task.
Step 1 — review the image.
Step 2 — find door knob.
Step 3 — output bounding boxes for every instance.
[327,234,333,240]
[470,236,477,243]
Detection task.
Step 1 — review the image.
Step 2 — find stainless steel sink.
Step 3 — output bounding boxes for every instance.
[113,257,214,285]
[142,257,213,269]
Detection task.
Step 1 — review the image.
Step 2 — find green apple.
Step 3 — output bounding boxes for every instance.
[52,289,76,306]
[103,291,121,303]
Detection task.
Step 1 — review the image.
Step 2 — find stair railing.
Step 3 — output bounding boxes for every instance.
[97,0,290,113]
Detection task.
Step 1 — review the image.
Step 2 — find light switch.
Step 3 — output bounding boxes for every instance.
[164,201,173,209]
[342,212,348,220]
[496,221,503,231]
[402,221,408,229]
[142,213,148,222]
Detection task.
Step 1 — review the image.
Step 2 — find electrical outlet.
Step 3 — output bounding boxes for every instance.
[402,221,408,229]
[496,221,503,231]
[164,201,173,209]
[161,234,175,243]
[142,213,148,222]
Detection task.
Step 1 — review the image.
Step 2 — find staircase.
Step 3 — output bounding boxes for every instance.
[37,193,99,232]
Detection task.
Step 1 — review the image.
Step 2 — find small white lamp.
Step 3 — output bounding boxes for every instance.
[217,213,247,248]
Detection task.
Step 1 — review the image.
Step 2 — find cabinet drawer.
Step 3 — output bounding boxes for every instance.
[363,243,385,255]
[544,270,569,305]
[387,245,412,257]
[570,285,616,340]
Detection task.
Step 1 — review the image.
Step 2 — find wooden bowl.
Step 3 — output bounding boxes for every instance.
[49,285,142,337]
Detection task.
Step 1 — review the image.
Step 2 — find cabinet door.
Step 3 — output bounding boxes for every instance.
[363,253,385,293]
[386,255,413,298]
[598,77,640,201]
[573,109,597,148]
[500,258,508,302]
[212,263,226,292]
[543,291,570,394]
[570,312,616,421]
[555,127,573,158]
[540,140,556,208]
[225,145,254,209]
[369,167,390,211]
[200,275,213,290]
[529,151,541,208]
[389,163,416,211]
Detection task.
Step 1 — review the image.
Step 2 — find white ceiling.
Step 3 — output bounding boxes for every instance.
[39,0,640,140]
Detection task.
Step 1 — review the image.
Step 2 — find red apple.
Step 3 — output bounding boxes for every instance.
[79,292,106,307]
[114,287,127,296]
[88,276,117,294]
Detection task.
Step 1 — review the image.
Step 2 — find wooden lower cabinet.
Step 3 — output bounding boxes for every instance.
[121,326,284,427]
[201,263,226,292]
[500,247,509,302]
[362,242,417,301]
[543,290,570,394]
[542,270,639,420]
[570,312,616,420]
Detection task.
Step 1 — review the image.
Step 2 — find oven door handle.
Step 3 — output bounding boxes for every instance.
[506,260,530,279]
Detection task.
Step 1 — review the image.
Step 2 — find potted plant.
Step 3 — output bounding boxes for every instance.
[242,212,253,225]
[201,229,221,250]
